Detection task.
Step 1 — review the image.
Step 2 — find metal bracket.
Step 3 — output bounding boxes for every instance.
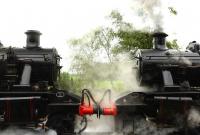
[56,92,65,98]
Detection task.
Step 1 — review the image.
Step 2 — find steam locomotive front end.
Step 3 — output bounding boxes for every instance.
[0,30,81,135]
[114,32,200,134]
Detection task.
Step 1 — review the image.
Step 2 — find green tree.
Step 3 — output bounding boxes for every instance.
[108,10,153,53]
[166,39,179,49]
[168,7,178,15]
[117,30,153,51]
[68,10,179,92]
[108,10,179,53]
[58,72,74,91]
[69,27,117,91]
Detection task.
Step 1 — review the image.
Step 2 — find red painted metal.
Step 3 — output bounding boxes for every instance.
[102,103,117,116]
[79,104,94,116]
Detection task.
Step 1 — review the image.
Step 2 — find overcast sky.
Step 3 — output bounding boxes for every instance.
[0,0,199,71]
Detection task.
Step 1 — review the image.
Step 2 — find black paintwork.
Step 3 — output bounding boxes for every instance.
[115,32,200,134]
[0,30,81,135]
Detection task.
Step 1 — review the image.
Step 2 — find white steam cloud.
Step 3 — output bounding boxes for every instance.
[82,116,177,135]
[82,116,115,134]
[0,127,56,135]
[188,107,200,127]
[80,53,200,134]
[133,119,177,135]
[114,53,139,91]
[113,53,150,94]
[134,0,164,31]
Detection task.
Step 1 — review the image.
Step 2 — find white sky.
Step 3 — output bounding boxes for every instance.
[0,0,199,71]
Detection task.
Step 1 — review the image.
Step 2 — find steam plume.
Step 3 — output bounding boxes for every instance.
[188,107,200,127]
[0,127,56,135]
[134,0,163,31]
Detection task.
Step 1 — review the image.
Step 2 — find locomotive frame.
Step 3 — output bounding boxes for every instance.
[0,30,81,135]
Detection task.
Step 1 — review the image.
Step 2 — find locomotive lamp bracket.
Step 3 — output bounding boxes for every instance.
[56,91,65,97]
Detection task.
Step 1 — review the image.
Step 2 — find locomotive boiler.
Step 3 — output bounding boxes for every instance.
[0,30,81,135]
[114,32,200,134]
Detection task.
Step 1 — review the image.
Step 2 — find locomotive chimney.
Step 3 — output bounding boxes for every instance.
[152,32,168,50]
[25,30,41,49]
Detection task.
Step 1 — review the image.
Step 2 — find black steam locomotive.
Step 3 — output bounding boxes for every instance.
[0,30,81,135]
[115,32,200,134]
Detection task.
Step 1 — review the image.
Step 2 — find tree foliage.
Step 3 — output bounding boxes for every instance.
[109,10,153,53]
[166,39,179,49]
[63,10,179,92]
[117,31,153,50]
[68,27,118,91]
[168,7,178,15]
[58,72,74,90]
[109,10,179,53]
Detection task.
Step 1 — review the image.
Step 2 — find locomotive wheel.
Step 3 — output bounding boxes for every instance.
[46,114,75,135]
